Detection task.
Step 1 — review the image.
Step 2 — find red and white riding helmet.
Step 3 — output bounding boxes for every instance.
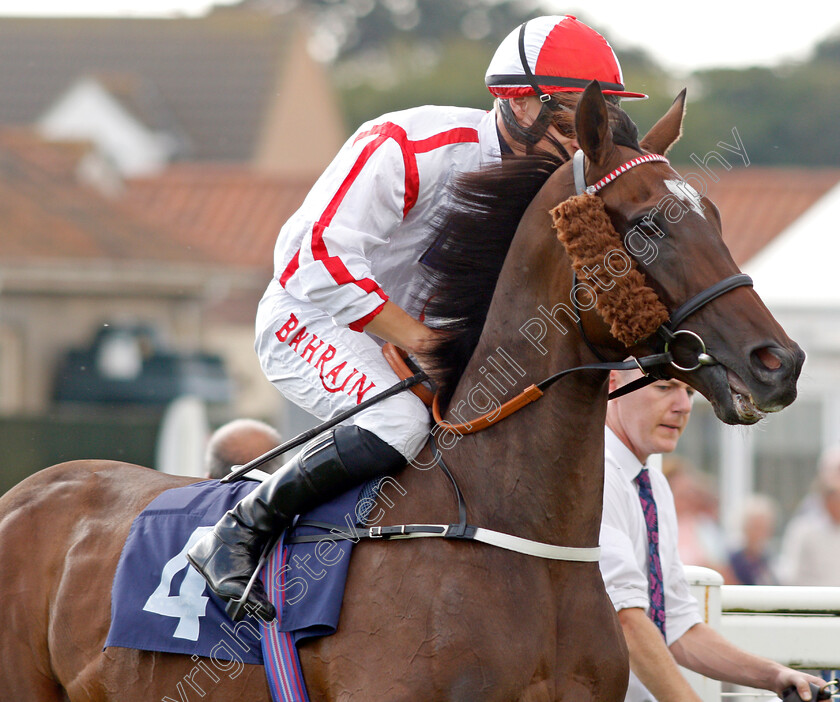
[485,15,647,101]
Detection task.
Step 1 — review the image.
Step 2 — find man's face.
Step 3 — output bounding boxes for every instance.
[506,95,579,158]
[607,371,695,463]
[522,97,578,157]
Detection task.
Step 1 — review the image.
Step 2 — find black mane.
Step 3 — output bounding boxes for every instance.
[419,103,640,406]
[419,153,562,406]
[610,108,641,151]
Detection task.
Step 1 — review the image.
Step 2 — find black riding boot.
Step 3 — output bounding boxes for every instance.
[186,425,404,621]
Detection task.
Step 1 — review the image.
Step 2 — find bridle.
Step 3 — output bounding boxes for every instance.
[433,148,754,435]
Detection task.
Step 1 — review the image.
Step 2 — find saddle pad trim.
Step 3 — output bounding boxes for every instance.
[261,537,310,702]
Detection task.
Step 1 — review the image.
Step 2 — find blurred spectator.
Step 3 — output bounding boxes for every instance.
[663,455,734,581]
[204,418,281,480]
[779,445,840,586]
[729,494,780,585]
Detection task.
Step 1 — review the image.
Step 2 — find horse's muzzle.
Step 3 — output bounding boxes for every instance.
[745,342,805,412]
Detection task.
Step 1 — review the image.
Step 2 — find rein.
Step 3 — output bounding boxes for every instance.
[433,149,753,437]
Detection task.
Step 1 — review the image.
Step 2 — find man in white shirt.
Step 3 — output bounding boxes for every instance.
[779,445,840,586]
[600,368,827,702]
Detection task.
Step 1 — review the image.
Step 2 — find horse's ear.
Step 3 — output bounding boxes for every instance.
[640,89,687,156]
[575,80,613,166]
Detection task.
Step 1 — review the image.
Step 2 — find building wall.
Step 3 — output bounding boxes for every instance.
[0,284,206,414]
[39,78,174,177]
[204,321,282,422]
[253,28,347,177]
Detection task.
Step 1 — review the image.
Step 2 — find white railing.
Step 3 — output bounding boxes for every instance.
[684,566,840,701]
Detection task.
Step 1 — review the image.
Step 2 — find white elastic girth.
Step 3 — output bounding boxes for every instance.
[241,469,600,562]
[366,523,600,562]
[471,527,601,561]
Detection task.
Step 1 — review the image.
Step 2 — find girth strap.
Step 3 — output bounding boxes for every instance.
[287,435,601,563]
[288,522,601,562]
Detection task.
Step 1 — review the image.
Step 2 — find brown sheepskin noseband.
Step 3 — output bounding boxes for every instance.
[551,192,669,348]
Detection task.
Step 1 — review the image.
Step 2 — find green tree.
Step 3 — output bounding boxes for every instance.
[257,0,840,165]
[666,36,840,165]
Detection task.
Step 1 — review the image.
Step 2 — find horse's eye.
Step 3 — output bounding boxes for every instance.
[631,217,666,238]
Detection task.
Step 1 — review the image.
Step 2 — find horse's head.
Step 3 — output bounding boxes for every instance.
[555,82,804,424]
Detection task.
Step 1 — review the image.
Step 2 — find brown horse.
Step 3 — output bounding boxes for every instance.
[0,84,803,701]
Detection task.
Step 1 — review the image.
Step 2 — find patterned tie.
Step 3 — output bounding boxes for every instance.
[635,467,667,638]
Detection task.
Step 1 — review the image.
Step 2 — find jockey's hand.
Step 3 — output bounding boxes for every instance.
[410,326,447,377]
[362,302,442,366]
[773,668,829,701]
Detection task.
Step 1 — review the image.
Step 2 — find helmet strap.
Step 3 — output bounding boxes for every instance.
[498,97,543,148]
[517,21,549,103]
[498,98,571,160]
[494,21,571,159]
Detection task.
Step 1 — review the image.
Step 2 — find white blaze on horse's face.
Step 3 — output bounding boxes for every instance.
[664,179,706,219]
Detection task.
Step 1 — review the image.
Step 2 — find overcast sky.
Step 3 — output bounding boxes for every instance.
[0,0,838,74]
[553,1,840,73]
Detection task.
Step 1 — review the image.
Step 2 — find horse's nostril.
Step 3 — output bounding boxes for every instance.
[753,346,783,372]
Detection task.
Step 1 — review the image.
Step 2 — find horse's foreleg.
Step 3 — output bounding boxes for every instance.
[0,655,66,702]
[0,492,69,699]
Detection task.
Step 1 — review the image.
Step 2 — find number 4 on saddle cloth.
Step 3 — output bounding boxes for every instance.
[105,477,380,702]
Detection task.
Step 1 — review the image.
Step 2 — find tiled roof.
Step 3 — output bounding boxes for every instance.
[679,166,840,265]
[88,72,191,151]
[124,164,840,273]
[0,11,295,162]
[0,128,210,264]
[6,127,835,278]
[123,165,314,269]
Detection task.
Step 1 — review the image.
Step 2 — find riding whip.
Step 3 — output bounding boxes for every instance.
[221,371,428,483]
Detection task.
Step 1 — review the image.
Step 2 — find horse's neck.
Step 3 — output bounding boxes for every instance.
[441,188,609,548]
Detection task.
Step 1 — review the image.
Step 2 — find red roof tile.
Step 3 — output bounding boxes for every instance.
[677,166,840,265]
[123,165,314,269]
[125,164,840,274]
[0,128,212,265]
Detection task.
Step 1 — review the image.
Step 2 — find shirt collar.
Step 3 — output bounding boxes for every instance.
[605,426,646,482]
[495,120,514,156]
[478,109,503,165]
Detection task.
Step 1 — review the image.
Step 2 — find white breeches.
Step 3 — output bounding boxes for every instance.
[255,282,430,460]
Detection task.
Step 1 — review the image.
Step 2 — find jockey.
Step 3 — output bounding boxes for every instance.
[187,15,647,621]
